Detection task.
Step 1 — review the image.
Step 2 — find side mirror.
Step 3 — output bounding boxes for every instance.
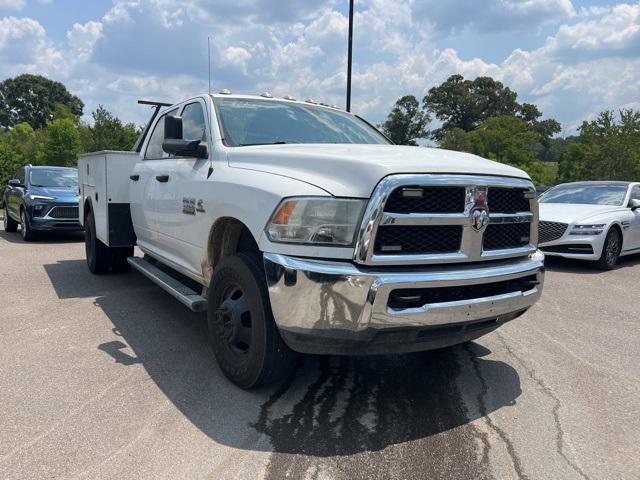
[162,115,208,159]
[8,179,21,187]
[630,199,640,210]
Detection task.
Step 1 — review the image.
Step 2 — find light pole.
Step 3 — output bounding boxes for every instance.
[346,0,354,112]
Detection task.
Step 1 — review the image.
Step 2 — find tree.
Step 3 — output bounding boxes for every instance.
[424,75,561,147]
[41,119,82,167]
[85,105,138,152]
[0,123,43,199]
[0,74,84,131]
[558,110,640,182]
[439,115,557,185]
[380,95,430,145]
[424,75,519,141]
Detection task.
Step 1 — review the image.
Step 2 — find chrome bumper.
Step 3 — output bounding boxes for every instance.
[264,251,545,355]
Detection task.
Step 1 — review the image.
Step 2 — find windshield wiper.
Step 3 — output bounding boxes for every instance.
[238,140,296,146]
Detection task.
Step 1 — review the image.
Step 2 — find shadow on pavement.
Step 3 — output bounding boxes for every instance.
[544,253,640,274]
[43,257,521,460]
[0,229,84,244]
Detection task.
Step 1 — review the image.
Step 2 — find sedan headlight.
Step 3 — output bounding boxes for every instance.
[28,194,55,201]
[569,224,606,235]
[266,197,366,246]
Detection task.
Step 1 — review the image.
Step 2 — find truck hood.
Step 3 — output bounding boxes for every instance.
[227,144,530,197]
[539,203,625,224]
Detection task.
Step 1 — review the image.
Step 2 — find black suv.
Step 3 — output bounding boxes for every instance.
[3,165,82,241]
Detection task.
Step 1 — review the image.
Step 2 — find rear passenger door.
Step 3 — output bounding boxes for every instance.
[153,99,212,277]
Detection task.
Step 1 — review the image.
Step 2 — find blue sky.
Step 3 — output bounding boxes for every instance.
[1,0,638,135]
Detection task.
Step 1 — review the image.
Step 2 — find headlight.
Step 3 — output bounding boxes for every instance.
[266,197,366,246]
[569,224,606,235]
[28,194,54,201]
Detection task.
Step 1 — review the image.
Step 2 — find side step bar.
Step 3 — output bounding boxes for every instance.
[127,256,207,312]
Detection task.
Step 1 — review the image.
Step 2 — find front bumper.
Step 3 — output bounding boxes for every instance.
[28,203,83,232]
[264,251,545,355]
[539,235,604,260]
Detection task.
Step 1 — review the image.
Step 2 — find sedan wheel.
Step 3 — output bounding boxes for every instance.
[596,228,621,270]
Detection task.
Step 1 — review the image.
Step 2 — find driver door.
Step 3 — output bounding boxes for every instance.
[627,185,640,250]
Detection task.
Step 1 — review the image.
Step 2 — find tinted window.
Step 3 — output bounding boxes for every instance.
[144,108,178,159]
[182,102,207,142]
[29,168,78,187]
[540,184,628,206]
[15,168,25,184]
[630,185,640,201]
[215,98,389,147]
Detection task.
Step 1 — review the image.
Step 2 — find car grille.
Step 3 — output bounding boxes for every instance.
[486,188,530,213]
[539,221,568,244]
[48,206,79,219]
[355,175,537,265]
[384,186,466,213]
[374,225,462,255]
[483,223,531,251]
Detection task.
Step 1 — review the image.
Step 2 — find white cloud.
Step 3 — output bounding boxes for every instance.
[67,21,103,59]
[0,0,26,10]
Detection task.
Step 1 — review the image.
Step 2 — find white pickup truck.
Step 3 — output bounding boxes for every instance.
[78,93,545,389]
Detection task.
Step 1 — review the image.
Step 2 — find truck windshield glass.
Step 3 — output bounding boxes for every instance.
[29,169,78,188]
[539,184,628,206]
[215,98,390,146]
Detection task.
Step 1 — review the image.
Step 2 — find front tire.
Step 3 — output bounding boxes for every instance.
[596,228,621,270]
[207,253,297,389]
[20,208,36,241]
[85,210,112,274]
[3,207,18,232]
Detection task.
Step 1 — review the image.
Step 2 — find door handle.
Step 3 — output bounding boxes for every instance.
[155,175,169,183]
[130,174,140,181]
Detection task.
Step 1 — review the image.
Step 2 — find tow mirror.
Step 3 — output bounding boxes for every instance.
[162,115,208,159]
[8,179,21,187]
[630,199,640,211]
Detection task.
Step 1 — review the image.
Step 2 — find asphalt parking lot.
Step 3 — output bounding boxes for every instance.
[1,230,639,480]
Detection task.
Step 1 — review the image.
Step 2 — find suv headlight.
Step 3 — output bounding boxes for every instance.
[266,197,366,246]
[28,194,54,201]
[569,224,606,235]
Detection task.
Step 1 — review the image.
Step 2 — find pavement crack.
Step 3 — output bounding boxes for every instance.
[497,331,591,480]
[465,343,529,480]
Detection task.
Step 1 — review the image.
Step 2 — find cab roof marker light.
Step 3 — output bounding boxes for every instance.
[219,89,232,95]
[305,99,318,104]
[260,92,273,98]
[283,95,296,101]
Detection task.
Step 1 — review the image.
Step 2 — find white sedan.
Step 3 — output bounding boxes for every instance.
[538,181,640,269]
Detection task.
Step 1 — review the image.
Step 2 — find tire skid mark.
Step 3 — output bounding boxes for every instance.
[497,331,591,480]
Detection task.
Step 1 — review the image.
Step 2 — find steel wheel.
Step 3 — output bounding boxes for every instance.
[215,284,253,364]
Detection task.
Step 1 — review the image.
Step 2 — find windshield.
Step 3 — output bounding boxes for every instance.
[29,169,78,188]
[539,184,628,206]
[215,98,390,147]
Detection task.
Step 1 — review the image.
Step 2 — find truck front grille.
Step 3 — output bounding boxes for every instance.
[374,225,462,255]
[539,221,568,244]
[48,206,79,219]
[483,223,531,250]
[354,174,538,265]
[384,186,465,213]
[388,275,538,309]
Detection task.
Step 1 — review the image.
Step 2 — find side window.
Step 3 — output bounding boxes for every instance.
[181,102,207,142]
[631,185,640,201]
[16,168,25,184]
[144,108,178,160]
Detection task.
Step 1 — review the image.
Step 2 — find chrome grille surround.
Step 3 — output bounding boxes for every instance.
[353,174,538,266]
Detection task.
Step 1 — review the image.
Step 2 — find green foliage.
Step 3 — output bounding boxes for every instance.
[380,95,430,145]
[558,110,640,182]
[84,105,139,152]
[0,74,84,130]
[440,115,557,185]
[0,123,44,198]
[41,119,82,167]
[424,75,560,148]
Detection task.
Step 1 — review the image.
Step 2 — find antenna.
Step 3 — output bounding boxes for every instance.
[208,36,212,95]
[346,0,354,112]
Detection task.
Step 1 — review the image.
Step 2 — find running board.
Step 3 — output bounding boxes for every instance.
[127,256,207,312]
